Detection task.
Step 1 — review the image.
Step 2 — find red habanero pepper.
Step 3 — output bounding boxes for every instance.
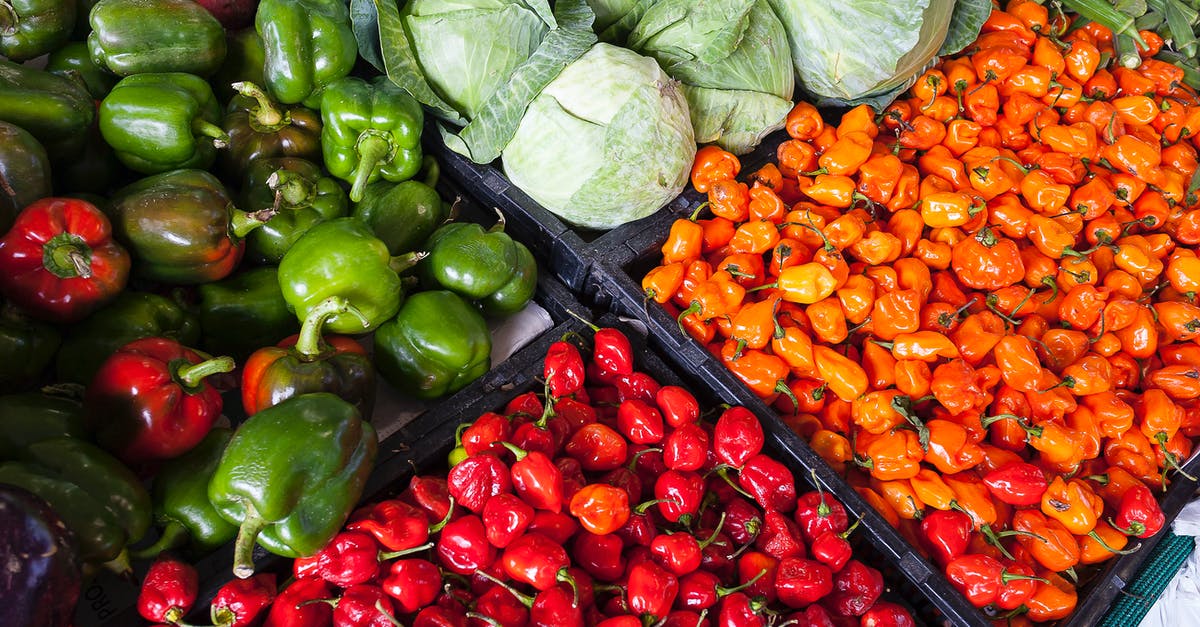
[1112,483,1166,538]
[138,555,199,624]
[823,560,884,617]
[738,453,797,513]
[713,406,764,468]
[691,145,740,193]
[860,602,917,627]
[381,559,441,614]
[326,584,399,627]
[501,442,564,513]
[662,422,709,472]
[982,462,1049,506]
[0,197,131,323]
[616,399,666,445]
[593,326,634,377]
[500,532,571,591]
[945,554,1047,609]
[482,493,534,549]
[544,340,585,398]
[809,517,860,572]
[565,423,627,472]
[263,578,333,627]
[569,483,630,535]
[457,412,511,457]
[86,337,234,465]
[656,385,700,428]
[446,452,511,513]
[435,514,495,575]
[920,509,973,567]
[210,573,277,627]
[656,469,706,524]
[627,560,679,619]
[774,557,833,609]
[794,482,849,543]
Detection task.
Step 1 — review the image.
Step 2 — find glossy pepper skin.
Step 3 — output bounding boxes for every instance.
[256,0,356,108]
[220,81,323,180]
[0,59,93,160]
[45,41,116,99]
[0,120,51,230]
[1113,483,1166,538]
[422,215,538,316]
[321,76,424,202]
[54,291,201,385]
[0,436,151,567]
[373,290,492,400]
[85,336,235,466]
[137,555,198,624]
[0,484,81,627]
[0,303,59,392]
[196,266,299,360]
[0,197,131,324]
[241,157,349,264]
[0,0,75,60]
[0,392,86,458]
[133,428,237,558]
[109,169,269,285]
[277,218,417,334]
[208,393,377,578]
[87,0,225,77]
[241,296,376,418]
[353,166,448,256]
[98,73,230,174]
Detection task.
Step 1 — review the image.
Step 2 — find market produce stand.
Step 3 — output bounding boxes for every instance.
[4,0,1200,626]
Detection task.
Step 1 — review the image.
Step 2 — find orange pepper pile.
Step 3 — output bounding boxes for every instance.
[644,1,1200,623]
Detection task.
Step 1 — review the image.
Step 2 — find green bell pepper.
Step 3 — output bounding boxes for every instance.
[422,215,539,316]
[0,59,94,161]
[51,122,126,197]
[0,436,150,569]
[257,0,355,108]
[0,120,50,230]
[220,81,323,181]
[45,40,116,99]
[321,76,424,203]
[242,157,348,264]
[0,302,59,393]
[54,291,201,385]
[134,428,236,558]
[211,27,266,103]
[373,290,492,400]
[99,72,230,174]
[354,158,448,256]
[0,0,75,61]
[87,0,225,77]
[109,169,270,285]
[278,217,423,334]
[208,393,377,577]
[196,266,299,360]
[0,391,86,459]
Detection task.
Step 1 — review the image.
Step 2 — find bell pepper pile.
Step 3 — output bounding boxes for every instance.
[150,322,918,627]
[642,1,1199,622]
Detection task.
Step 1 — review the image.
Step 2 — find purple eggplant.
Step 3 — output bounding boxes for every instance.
[0,484,81,627]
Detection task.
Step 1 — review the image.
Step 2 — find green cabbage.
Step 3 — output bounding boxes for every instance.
[767,0,956,106]
[584,0,650,42]
[502,43,695,229]
[627,0,793,154]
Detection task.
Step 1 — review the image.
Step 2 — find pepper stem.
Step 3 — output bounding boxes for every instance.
[350,132,394,203]
[378,541,435,561]
[1089,529,1140,554]
[175,355,236,389]
[41,232,94,279]
[488,208,508,234]
[130,522,190,560]
[294,297,370,357]
[192,118,231,149]
[428,497,455,534]
[715,466,756,500]
[500,441,529,462]
[267,170,316,209]
[232,81,289,130]
[389,251,428,275]
[564,308,601,332]
[229,205,277,239]
[232,502,268,579]
[715,567,768,597]
[698,513,727,550]
[473,569,534,608]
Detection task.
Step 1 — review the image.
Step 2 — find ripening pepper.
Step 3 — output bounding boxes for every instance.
[0,59,93,161]
[54,291,201,385]
[421,215,538,316]
[208,393,377,578]
[256,0,356,108]
[108,169,271,285]
[219,81,323,180]
[240,157,349,264]
[241,296,376,418]
[373,290,492,400]
[85,337,235,466]
[132,428,237,558]
[320,76,424,202]
[195,266,299,360]
[98,73,230,174]
[0,0,75,61]
[87,0,225,77]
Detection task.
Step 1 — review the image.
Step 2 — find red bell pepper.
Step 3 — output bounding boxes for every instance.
[137,556,199,624]
[982,461,1049,506]
[210,573,277,627]
[0,197,130,323]
[86,337,234,465]
[1112,483,1167,538]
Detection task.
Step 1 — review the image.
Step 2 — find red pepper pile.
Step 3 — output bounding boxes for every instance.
[143,323,919,626]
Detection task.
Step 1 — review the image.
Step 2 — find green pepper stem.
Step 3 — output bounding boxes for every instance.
[1089,529,1140,554]
[500,441,528,462]
[192,118,230,149]
[378,541,435,561]
[41,232,93,279]
[294,297,370,357]
[388,251,428,275]
[0,1,17,36]
[175,356,236,388]
[350,133,393,203]
[267,170,316,209]
[232,502,268,579]
[229,206,276,239]
[473,569,534,608]
[488,208,507,234]
[130,522,190,560]
[232,81,289,130]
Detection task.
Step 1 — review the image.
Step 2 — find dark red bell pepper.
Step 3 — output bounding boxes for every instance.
[919,509,973,567]
[86,336,234,465]
[382,559,442,614]
[137,556,199,624]
[1113,483,1167,538]
[210,573,277,627]
[982,461,1049,506]
[0,197,130,323]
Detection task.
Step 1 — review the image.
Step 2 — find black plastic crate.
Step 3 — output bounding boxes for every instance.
[424,126,790,293]
[587,226,1200,627]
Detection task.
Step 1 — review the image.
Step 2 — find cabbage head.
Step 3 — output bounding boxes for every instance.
[627,0,793,154]
[584,0,650,42]
[399,0,555,122]
[502,43,695,230]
